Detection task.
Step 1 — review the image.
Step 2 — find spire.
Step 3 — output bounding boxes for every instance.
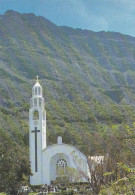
[32,75,42,97]
[33,75,41,88]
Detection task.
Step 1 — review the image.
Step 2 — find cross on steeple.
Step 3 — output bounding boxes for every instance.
[36,75,39,82]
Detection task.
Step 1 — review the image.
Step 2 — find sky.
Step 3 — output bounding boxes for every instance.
[0,0,135,37]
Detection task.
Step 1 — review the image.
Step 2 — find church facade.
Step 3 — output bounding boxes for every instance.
[29,77,89,185]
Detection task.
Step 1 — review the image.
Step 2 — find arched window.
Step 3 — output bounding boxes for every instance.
[38,87,41,95]
[39,98,42,107]
[56,159,67,176]
[33,110,39,120]
[35,87,37,95]
[34,98,37,107]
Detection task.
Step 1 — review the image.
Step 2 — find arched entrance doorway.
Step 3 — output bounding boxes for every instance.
[49,153,71,182]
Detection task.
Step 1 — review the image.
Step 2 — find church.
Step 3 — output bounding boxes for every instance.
[29,77,89,185]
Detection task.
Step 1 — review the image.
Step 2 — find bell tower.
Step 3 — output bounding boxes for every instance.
[29,76,46,185]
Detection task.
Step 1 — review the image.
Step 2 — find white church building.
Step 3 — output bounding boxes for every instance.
[29,77,89,185]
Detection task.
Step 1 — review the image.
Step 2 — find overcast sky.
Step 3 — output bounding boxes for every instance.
[0,0,135,37]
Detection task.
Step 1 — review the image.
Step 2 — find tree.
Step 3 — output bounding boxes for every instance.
[72,123,135,194]
[100,163,135,194]
[71,150,106,194]
[0,128,31,194]
[55,166,83,185]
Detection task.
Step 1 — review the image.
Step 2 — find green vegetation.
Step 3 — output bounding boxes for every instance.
[0,128,31,195]
[0,10,135,194]
[100,163,135,194]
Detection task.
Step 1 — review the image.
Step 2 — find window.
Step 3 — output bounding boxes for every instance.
[38,87,41,95]
[35,87,37,95]
[34,98,37,107]
[33,110,39,120]
[56,159,67,176]
[39,98,42,107]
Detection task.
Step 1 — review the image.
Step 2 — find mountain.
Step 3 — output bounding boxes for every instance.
[0,10,135,151]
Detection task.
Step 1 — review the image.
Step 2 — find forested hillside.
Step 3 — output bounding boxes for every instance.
[0,10,135,152]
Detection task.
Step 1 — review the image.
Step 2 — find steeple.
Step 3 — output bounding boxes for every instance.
[32,76,43,98]
[31,76,44,108]
[29,76,46,185]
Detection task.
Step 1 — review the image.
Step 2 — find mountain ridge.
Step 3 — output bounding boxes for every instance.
[1,10,135,105]
[0,10,135,149]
